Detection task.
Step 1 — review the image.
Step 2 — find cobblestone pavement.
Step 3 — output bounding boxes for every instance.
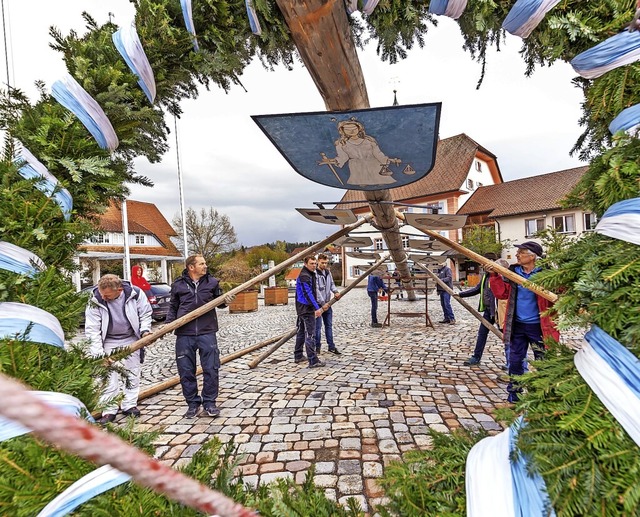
[98,288,540,513]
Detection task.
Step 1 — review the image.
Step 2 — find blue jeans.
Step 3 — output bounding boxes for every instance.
[507,321,544,402]
[315,307,336,350]
[368,291,379,324]
[439,292,455,321]
[295,312,319,366]
[471,310,494,360]
[175,333,219,407]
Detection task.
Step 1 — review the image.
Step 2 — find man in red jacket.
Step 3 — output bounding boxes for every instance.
[485,241,560,402]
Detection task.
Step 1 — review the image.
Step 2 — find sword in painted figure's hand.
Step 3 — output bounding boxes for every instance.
[318,152,344,185]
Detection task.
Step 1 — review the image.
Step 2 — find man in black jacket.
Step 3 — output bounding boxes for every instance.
[165,254,234,418]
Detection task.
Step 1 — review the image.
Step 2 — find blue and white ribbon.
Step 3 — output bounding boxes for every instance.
[51,74,119,151]
[37,465,131,517]
[245,0,262,36]
[345,0,358,15]
[428,0,468,20]
[14,145,73,221]
[362,0,381,15]
[0,302,65,348]
[466,417,555,516]
[502,0,562,39]
[180,0,199,51]
[574,325,640,447]
[571,30,640,79]
[112,22,156,104]
[0,391,92,442]
[594,197,640,246]
[0,241,45,276]
[609,103,640,136]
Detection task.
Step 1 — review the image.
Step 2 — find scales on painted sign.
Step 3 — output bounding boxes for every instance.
[253,103,441,191]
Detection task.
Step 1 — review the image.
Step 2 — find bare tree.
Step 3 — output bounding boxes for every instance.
[173,207,238,265]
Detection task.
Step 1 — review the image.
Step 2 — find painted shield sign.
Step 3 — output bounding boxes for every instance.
[252,103,441,191]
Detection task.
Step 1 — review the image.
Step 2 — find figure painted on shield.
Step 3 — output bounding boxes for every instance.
[319,119,402,187]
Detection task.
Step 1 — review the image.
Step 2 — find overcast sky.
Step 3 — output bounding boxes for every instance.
[4,1,587,246]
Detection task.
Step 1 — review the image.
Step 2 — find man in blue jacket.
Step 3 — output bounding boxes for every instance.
[295,255,325,368]
[367,271,387,327]
[165,254,234,418]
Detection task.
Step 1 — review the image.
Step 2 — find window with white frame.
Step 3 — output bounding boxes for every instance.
[475,160,482,172]
[552,214,576,234]
[401,235,409,249]
[351,266,361,277]
[90,233,110,244]
[467,179,474,190]
[135,235,146,244]
[525,218,545,237]
[583,212,598,231]
[374,238,384,250]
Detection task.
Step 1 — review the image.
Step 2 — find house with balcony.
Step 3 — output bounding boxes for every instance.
[456,165,592,265]
[75,200,183,289]
[337,133,503,283]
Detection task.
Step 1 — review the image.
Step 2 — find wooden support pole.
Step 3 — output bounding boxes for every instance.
[106,214,374,363]
[395,210,558,303]
[248,252,390,369]
[418,265,504,340]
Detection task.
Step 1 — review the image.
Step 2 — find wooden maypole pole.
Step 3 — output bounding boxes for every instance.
[274,0,416,300]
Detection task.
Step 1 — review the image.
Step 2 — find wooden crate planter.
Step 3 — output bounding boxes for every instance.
[228,290,259,313]
[264,286,289,306]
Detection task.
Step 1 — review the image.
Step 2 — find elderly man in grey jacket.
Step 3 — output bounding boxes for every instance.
[85,274,152,424]
[315,253,342,355]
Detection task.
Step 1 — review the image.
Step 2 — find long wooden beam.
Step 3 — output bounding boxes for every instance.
[274,0,417,301]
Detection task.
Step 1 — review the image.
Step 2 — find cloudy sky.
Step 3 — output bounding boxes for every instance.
[5,1,586,246]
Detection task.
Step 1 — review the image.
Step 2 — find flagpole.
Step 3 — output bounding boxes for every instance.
[174,115,189,257]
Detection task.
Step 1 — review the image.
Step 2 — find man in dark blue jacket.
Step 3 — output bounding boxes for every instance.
[367,272,387,327]
[166,254,234,418]
[295,255,325,368]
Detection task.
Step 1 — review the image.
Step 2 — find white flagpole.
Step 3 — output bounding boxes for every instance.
[174,115,189,258]
[122,199,131,280]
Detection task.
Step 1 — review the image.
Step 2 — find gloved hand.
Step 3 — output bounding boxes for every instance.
[224,293,236,305]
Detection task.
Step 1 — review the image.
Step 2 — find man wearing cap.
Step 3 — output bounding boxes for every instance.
[484,241,560,403]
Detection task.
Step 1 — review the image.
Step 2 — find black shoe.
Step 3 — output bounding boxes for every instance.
[328,348,341,355]
[463,356,480,366]
[449,320,456,324]
[203,405,221,417]
[308,360,326,369]
[371,322,382,328]
[438,320,450,324]
[98,413,116,425]
[122,406,141,418]
[294,357,306,363]
[184,405,201,418]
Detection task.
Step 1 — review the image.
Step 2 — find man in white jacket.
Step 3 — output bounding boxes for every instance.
[85,274,152,424]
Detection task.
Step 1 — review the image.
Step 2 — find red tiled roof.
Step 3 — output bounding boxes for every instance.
[457,166,589,218]
[285,268,302,280]
[338,134,501,209]
[87,200,181,257]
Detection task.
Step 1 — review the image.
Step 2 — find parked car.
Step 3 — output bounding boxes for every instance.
[79,281,172,325]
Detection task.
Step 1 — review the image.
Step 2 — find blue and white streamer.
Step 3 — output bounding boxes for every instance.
[574,325,640,447]
[362,0,381,15]
[180,0,199,51]
[609,103,640,136]
[37,465,131,517]
[245,0,262,36]
[428,0,468,20]
[0,391,92,442]
[594,197,640,246]
[51,74,119,151]
[0,302,65,348]
[571,30,640,79]
[466,417,555,516]
[502,0,562,39]
[345,0,358,15]
[14,145,73,221]
[0,241,45,276]
[112,22,156,104]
